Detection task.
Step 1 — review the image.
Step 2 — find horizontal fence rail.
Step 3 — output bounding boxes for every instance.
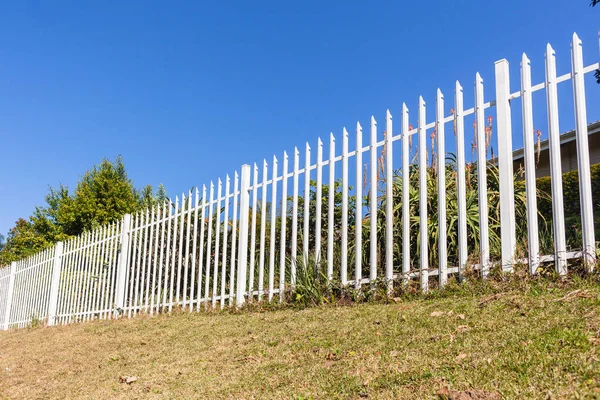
[1,32,600,329]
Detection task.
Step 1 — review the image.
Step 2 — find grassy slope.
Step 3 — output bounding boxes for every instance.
[1,278,600,399]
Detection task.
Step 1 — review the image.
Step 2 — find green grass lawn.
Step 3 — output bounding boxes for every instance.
[1,276,600,399]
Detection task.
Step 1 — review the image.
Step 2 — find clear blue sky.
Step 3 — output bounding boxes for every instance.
[0,1,598,237]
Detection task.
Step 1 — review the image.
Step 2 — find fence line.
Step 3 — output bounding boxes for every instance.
[1,32,600,329]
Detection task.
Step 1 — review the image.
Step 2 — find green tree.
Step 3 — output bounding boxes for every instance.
[0,219,53,265]
[0,156,164,266]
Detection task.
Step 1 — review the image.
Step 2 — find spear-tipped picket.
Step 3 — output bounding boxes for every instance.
[385,110,393,290]
[292,147,300,270]
[203,182,215,308]
[520,53,540,275]
[436,89,447,287]
[211,180,223,307]
[196,185,207,311]
[303,142,311,263]
[268,156,278,301]
[571,33,596,269]
[475,73,490,277]
[401,104,410,280]
[495,59,516,272]
[229,171,239,306]
[341,129,349,285]
[258,160,268,299]
[327,133,336,281]
[454,82,468,281]
[314,138,323,274]
[370,116,378,282]
[355,121,363,288]
[220,176,230,308]
[418,98,428,292]
[279,152,289,300]
[183,189,192,308]
[545,44,567,275]
[248,164,259,298]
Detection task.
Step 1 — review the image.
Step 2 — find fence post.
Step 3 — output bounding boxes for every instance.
[114,214,132,315]
[47,242,64,326]
[494,59,516,272]
[236,165,251,307]
[3,262,17,330]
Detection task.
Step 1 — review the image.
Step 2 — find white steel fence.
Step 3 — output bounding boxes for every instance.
[1,32,600,329]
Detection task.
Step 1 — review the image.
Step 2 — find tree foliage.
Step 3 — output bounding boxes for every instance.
[0,156,167,265]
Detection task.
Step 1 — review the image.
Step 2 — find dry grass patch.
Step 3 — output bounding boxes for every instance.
[1,279,600,399]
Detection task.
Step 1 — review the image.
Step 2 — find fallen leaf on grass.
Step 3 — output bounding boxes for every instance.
[478,293,504,308]
[119,376,138,385]
[457,314,466,320]
[456,353,468,361]
[554,289,594,302]
[238,356,260,363]
[438,388,501,400]
[430,311,445,317]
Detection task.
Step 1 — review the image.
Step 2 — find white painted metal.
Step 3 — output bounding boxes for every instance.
[292,147,300,270]
[327,133,336,281]
[183,191,192,308]
[571,33,596,269]
[401,105,410,279]
[204,184,215,307]
[128,213,140,317]
[229,172,239,306]
[138,209,150,314]
[475,73,490,277]
[220,176,231,308]
[280,153,289,301]
[79,229,94,319]
[545,44,567,275]
[190,190,199,311]
[268,156,278,301]
[248,164,258,297]
[454,82,468,281]
[258,161,268,300]
[115,214,132,314]
[176,193,186,307]
[385,110,394,288]
[4,262,16,329]
[212,181,223,308]
[163,201,174,309]
[154,203,167,314]
[494,59,516,272]
[170,198,180,311]
[341,129,349,285]
[370,116,378,282]
[91,228,104,317]
[80,229,95,320]
[303,143,311,264]
[520,53,540,275]
[196,186,207,311]
[436,89,448,287]
[315,138,323,273]
[237,165,251,307]
[418,98,429,292]
[355,122,363,288]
